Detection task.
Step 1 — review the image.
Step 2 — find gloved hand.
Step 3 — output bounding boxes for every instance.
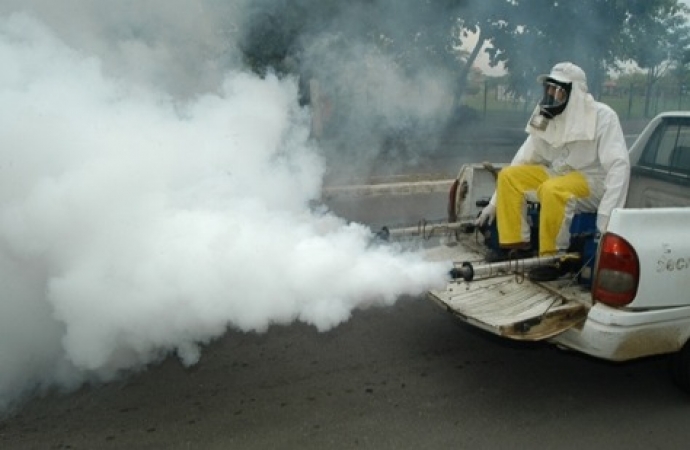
[475,203,496,227]
[596,214,609,233]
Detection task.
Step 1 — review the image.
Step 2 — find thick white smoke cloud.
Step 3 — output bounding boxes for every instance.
[0,13,449,412]
[0,0,243,97]
[302,35,454,180]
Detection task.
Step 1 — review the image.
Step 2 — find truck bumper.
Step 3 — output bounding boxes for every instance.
[551,303,690,361]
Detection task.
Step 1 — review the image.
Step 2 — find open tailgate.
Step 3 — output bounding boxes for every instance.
[428,274,588,341]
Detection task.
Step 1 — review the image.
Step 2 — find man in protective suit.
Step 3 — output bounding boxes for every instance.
[476,62,630,258]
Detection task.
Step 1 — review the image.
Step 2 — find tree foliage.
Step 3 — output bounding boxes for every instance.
[480,0,690,100]
[238,0,690,111]
[617,0,690,115]
[239,0,467,77]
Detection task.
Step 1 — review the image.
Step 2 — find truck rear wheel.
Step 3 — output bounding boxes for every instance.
[670,341,690,393]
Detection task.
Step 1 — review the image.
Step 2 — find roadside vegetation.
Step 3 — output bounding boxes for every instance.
[464,75,690,122]
[239,0,690,154]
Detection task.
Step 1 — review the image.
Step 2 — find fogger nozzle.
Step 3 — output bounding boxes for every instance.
[449,253,581,282]
[449,262,474,281]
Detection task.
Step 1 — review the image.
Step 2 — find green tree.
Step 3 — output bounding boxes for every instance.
[239,0,466,78]
[451,0,515,107]
[483,0,685,102]
[620,0,690,116]
[239,1,345,76]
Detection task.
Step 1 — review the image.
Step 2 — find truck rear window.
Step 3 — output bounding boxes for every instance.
[639,118,690,176]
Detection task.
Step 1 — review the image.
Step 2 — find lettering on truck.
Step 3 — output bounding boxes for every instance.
[656,244,690,273]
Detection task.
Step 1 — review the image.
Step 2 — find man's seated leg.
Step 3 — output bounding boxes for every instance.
[536,171,591,255]
[495,165,549,249]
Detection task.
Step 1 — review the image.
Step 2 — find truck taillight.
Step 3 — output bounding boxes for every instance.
[592,233,639,307]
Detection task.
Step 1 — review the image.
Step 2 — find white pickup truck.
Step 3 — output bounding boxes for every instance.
[418,111,690,392]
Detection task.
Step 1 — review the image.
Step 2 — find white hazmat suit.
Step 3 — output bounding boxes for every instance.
[478,62,630,255]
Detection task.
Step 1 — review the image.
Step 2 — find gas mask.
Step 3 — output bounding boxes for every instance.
[530,79,572,130]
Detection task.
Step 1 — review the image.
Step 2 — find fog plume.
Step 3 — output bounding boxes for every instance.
[0,3,451,413]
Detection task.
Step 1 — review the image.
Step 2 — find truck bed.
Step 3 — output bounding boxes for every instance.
[423,235,592,341]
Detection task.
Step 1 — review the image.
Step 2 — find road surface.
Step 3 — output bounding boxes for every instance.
[4,118,688,450]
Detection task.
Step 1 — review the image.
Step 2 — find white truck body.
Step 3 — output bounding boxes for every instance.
[426,112,690,368]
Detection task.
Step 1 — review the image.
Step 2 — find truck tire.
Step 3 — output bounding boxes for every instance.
[670,341,690,393]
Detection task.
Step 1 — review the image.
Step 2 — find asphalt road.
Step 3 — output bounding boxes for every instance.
[2,296,689,449]
[4,118,687,449]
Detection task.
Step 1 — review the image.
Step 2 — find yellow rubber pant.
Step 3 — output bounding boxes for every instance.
[496,165,591,255]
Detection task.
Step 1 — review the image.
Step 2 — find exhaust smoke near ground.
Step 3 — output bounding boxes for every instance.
[0,4,451,413]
